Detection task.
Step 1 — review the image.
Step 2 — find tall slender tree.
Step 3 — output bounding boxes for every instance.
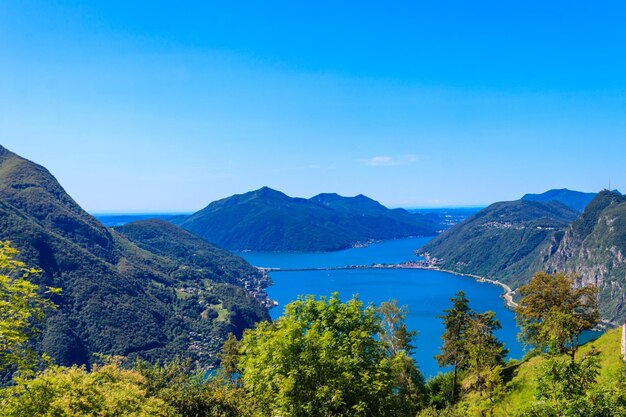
[378,300,426,416]
[464,310,507,408]
[435,291,471,403]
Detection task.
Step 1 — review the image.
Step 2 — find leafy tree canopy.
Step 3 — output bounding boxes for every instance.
[515,272,599,359]
[238,293,425,417]
[0,241,59,374]
[0,360,172,417]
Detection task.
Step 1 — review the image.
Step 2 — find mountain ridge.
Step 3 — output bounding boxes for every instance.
[175,187,439,251]
[521,188,620,212]
[0,145,269,368]
[417,199,579,289]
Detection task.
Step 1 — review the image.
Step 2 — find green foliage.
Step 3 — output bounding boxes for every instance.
[515,272,599,359]
[418,199,578,289]
[137,359,252,417]
[378,300,417,356]
[463,311,507,399]
[238,293,425,417]
[0,241,59,374]
[0,360,173,416]
[516,355,626,417]
[378,300,427,415]
[425,372,457,409]
[535,352,600,408]
[0,145,269,368]
[216,333,240,382]
[417,406,465,417]
[436,291,471,403]
[177,187,438,251]
[436,292,507,410]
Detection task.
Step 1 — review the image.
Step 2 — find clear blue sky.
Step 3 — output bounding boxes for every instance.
[1,1,625,212]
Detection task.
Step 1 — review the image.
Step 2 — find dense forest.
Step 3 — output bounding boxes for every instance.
[0,145,269,368]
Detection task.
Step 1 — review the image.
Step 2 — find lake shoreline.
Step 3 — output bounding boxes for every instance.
[425,267,518,309]
[260,262,518,310]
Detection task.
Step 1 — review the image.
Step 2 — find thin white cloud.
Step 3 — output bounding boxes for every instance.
[362,155,418,167]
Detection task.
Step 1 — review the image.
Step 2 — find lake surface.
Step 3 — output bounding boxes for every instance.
[238,238,525,378]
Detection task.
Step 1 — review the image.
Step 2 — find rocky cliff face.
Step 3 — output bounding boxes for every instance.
[544,191,626,323]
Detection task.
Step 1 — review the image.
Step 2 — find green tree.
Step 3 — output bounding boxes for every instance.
[0,360,173,416]
[378,300,427,415]
[238,293,419,417]
[425,372,456,410]
[137,358,251,417]
[378,300,416,356]
[536,352,600,415]
[0,241,59,374]
[217,333,240,384]
[517,352,607,417]
[435,291,471,403]
[464,311,507,397]
[515,272,599,360]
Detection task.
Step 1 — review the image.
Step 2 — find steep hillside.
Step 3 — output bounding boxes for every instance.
[462,328,624,416]
[176,187,438,251]
[115,219,268,294]
[418,191,626,324]
[0,145,269,368]
[417,200,579,288]
[543,191,626,323]
[522,188,598,212]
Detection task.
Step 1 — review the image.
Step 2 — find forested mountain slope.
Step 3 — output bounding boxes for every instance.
[417,200,578,288]
[176,187,439,251]
[0,145,269,367]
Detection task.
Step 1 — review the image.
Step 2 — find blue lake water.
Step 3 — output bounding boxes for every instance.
[238,238,525,378]
[239,237,432,269]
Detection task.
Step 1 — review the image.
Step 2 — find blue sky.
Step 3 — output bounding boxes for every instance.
[1,1,625,212]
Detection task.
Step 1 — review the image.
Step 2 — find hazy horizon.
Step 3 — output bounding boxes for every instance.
[2,1,624,211]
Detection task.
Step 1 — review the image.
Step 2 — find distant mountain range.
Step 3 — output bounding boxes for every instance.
[0,145,269,368]
[419,190,626,324]
[174,187,439,251]
[521,188,600,212]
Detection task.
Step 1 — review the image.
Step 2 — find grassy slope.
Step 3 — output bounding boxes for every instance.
[461,328,623,416]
